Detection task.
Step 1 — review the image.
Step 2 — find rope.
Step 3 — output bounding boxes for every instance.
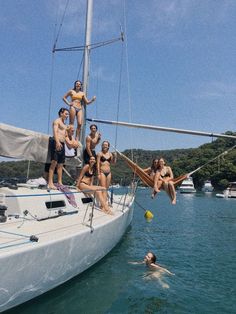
[188,144,236,176]
[134,199,147,212]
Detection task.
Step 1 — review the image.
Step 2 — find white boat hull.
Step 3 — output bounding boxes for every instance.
[179,188,196,193]
[0,187,134,312]
[179,177,196,193]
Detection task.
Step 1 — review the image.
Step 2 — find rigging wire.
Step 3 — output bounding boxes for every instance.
[76,52,84,80]
[52,0,70,52]
[188,143,236,176]
[123,0,134,161]
[114,28,124,150]
[47,0,70,133]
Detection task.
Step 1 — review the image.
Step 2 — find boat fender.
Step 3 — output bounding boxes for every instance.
[0,205,7,223]
[144,210,154,221]
[30,235,39,242]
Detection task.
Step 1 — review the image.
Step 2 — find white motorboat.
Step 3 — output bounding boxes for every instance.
[179,177,196,193]
[111,183,121,189]
[216,182,236,198]
[0,0,135,311]
[202,180,214,192]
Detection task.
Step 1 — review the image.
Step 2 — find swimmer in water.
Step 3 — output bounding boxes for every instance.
[129,251,174,288]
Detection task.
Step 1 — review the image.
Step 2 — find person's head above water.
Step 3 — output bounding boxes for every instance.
[144,252,156,265]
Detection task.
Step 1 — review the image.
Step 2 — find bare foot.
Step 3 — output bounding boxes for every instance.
[171,198,176,205]
[101,207,114,215]
[151,191,157,199]
[47,185,57,190]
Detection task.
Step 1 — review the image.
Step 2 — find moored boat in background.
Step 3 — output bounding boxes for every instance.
[179,177,196,193]
[216,182,236,198]
[202,180,214,193]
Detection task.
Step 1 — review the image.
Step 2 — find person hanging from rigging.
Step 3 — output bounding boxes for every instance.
[62,80,96,140]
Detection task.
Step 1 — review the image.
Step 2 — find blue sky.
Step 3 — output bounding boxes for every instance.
[1,0,236,151]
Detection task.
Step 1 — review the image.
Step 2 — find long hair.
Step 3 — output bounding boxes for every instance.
[73,80,82,91]
[151,159,159,172]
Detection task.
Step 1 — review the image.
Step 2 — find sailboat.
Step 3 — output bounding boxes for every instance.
[0,1,135,312]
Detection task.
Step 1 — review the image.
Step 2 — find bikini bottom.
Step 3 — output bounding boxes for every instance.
[71,106,82,115]
[101,171,111,177]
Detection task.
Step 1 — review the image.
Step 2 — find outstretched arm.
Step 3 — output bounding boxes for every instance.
[153,263,175,275]
[111,152,117,164]
[83,94,96,105]
[128,261,145,265]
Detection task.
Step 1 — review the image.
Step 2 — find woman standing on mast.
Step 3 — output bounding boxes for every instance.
[63,80,96,140]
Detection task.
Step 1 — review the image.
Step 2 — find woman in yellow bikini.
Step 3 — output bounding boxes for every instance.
[63,80,96,140]
[97,141,117,203]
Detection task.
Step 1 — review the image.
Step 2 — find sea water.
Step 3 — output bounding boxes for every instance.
[5,189,236,314]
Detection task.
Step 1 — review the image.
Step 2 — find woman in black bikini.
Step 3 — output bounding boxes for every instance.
[77,156,112,214]
[97,141,117,203]
[154,157,176,205]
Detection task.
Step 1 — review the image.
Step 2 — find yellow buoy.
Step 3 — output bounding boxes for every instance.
[144,210,154,220]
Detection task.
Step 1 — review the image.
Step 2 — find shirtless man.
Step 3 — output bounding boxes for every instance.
[48,108,69,189]
[83,124,101,164]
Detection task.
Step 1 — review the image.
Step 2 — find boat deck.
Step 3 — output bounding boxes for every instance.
[0,186,134,254]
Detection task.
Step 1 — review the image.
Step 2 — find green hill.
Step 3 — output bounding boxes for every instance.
[1,132,236,190]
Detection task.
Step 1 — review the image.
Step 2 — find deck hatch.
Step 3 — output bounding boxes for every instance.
[45,200,66,209]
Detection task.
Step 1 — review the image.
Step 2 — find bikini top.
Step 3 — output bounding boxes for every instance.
[100,155,112,163]
[160,167,171,178]
[83,169,95,178]
[71,92,83,101]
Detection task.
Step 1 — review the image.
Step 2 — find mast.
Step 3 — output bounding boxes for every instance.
[81,0,93,145]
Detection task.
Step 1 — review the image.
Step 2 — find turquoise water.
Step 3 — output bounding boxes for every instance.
[6,189,236,314]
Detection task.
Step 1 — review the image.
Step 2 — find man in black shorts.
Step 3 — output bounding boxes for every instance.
[48,108,69,189]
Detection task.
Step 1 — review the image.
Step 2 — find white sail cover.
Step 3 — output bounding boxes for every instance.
[0,123,82,167]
